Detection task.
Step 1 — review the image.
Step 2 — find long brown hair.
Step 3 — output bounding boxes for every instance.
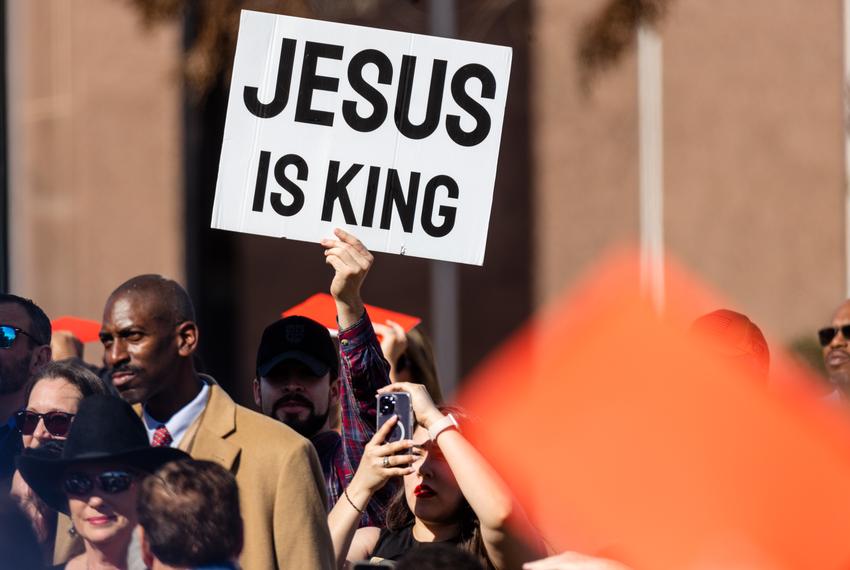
[401,328,444,405]
[383,406,494,569]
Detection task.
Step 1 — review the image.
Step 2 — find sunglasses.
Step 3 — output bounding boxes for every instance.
[14,410,75,437]
[0,325,41,349]
[818,325,850,347]
[63,470,135,497]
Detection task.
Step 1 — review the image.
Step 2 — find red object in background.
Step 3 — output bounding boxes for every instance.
[459,250,850,570]
[50,316,101,343]
[282,293,421,336]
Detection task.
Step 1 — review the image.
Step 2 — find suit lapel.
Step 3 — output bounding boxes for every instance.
[190,382,241,471]
[132,378,242,471]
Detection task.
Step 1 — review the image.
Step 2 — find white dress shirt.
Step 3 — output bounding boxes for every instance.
[142,381,210,448]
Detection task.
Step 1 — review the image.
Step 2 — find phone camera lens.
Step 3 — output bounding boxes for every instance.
[380,396,396,415]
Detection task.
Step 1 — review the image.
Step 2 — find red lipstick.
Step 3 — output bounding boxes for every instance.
[414,484,435,498]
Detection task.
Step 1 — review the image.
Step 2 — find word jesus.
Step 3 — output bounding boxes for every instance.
[243,39,498,148]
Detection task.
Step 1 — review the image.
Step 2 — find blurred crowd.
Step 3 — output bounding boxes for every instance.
[1,228,845,570]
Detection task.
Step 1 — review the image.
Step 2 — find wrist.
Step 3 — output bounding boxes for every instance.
[333,291,362,310]
[427,413,459,442]
[419,409,446,430]
[335,298,365,330]
[346,476,374,503]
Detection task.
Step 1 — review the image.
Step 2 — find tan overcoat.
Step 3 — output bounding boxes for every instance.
[184,381,335,570]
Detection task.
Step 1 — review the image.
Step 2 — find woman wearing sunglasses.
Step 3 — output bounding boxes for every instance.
[17,394,187,570]
[17,360,114,448]
[10,360,114,562]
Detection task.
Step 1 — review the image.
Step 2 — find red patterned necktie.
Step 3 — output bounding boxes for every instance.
[151,424,173,448]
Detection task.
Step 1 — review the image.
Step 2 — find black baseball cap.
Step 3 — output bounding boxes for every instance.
[256,316,339,378]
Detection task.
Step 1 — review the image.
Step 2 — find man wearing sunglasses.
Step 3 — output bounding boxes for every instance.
[0,293,51,492]
[99,275,334,570]
[820,300,850,399]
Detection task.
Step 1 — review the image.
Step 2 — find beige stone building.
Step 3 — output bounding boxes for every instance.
[4,0,844,402]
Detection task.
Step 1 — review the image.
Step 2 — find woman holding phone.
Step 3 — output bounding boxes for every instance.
[328,382,544,569]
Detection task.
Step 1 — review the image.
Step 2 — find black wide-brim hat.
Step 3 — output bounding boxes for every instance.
[16,394,187,514]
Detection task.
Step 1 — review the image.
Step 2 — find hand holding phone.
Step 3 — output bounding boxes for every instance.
[376,392,413,445]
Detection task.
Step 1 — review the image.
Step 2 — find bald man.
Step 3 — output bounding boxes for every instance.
[690,309,770,382]
[98,275,334,570]
[820,299,850,398]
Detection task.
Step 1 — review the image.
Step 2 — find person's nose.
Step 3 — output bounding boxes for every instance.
[30,418,51,447]
[105,338,129,368]
[281,377,306,392]
[86,490,106,508]
[415,450,432,478]
[830,327,848,349]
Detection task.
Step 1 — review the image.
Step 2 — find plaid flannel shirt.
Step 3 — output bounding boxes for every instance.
[323,309,396,527]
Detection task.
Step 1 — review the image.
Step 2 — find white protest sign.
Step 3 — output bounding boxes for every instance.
[212,10,512,265]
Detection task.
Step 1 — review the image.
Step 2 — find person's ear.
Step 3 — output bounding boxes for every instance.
[29,344,51,376]
[329,376,340,406]
[253,377,262,408]
[138,526,155,568]
[175,321,199,357]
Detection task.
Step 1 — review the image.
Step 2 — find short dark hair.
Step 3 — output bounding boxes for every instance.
[109,274,196,325]
[0,293,51,346]
[26,359,116,403]
[138,459,242,567]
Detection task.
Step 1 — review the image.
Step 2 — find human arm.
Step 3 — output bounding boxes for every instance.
[346,527,381,567]
[51,331,84,361]
[336,311,391,439]
[327,416,416,568]
[322,227,390,429]
[323,229,396,525]
[373,320,408,383]
[378,383,547,569]
[322,228,372,330]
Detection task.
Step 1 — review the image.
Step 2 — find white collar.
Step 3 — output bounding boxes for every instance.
[142,382,209,447]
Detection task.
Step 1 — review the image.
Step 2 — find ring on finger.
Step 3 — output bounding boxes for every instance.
[382,456,390,468]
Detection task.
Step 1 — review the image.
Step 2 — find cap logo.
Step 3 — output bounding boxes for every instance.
[285,324,305,344]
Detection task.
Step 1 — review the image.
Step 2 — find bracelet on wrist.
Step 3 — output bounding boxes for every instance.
[427,413,460,441]
[344,486,365,515]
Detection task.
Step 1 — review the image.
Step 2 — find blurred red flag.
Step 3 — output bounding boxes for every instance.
[51,316,101,343]
[460,251,850,570]
[282,293,421,336]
